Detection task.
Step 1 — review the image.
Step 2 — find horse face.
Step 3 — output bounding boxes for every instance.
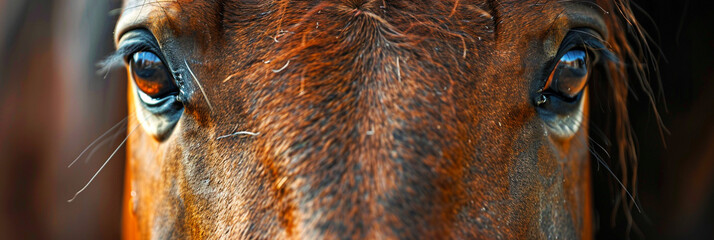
[118,0,613,238]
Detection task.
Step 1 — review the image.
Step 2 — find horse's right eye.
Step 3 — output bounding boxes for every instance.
[534,29,606,139]
[536,49,591,116]
[130,51,178,100]
[543,50,589,100]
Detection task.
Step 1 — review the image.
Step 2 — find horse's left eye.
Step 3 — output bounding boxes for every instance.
[130,51,178,100]
[117,29,183,140]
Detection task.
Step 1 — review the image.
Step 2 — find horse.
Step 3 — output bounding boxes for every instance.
[101,0,655,238]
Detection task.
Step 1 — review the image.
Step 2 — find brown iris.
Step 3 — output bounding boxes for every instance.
[542,50,589,99]
[130,51,177,98]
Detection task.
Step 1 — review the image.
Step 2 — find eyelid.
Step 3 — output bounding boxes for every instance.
[553,29,612,66]
[118,29,163,59]
[563,2,609,39]
[537,28,615,94]
[117,41,151,62]
[100,29,166,74]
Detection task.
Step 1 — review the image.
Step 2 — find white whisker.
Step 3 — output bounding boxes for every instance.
[184,59,215,112]
[396,57,401,82]
[68,116,129,168]
[272,60,291,73]
[572,132,642,213]
[83,126,126,164]
[68,124,140,203]
[217,131,260,140]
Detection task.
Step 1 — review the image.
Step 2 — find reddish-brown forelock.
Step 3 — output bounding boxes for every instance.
[117,0,651,239]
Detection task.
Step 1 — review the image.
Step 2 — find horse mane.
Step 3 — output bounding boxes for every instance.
[593,0,663,236]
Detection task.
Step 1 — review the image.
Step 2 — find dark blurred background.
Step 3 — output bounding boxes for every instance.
[593,0,714,239]
[0,0,711,239]
[0,0,125,239]
[594,0,714,239]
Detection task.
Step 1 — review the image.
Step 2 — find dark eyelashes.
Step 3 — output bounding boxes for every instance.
[97,29,162,75]
[98,42,148,74]
[584,38,618,65]
[558,29,617,66]
[532,28,617,95]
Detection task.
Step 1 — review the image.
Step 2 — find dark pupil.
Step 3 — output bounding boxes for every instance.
[546,50,589,99]
[131,51,176,97]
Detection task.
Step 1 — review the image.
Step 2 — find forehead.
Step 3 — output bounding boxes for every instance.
[116,0,235,47]
[116,0,606,45]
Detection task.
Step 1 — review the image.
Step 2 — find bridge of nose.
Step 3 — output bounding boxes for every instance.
[225,2,490,238]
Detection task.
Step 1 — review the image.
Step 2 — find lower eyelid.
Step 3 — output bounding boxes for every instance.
[137,90,164,105]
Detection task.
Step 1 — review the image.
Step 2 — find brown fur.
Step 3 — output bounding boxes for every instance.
[117,0,651,238]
